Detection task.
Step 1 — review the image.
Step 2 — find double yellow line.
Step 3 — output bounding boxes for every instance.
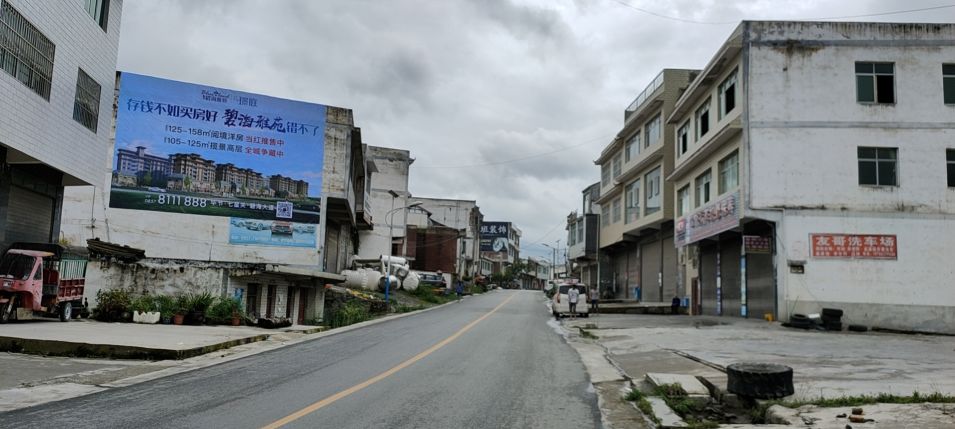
[262,292,516,429]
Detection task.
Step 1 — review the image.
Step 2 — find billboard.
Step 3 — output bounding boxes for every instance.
[480,222,510,252]
[228,218,316,248]
[810,233,897,260]
[109,72,325,225]
[675,192,739,247]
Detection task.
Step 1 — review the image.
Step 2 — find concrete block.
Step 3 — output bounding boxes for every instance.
[646,373,711,396]
[646,396,687,428]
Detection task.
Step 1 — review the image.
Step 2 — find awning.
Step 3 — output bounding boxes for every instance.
[239,264,346,284]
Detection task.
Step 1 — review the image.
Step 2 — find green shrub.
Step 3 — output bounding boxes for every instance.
[130,295,156,313]
[329,301,369,328]
[93,288,132,321]
[186,291,215,312]
[206,297,241,324]
[154,295,178,318]
[410,286,444,304]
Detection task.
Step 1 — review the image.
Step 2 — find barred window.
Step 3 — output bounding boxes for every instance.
[0,1,55,99]
[73,69,101,133]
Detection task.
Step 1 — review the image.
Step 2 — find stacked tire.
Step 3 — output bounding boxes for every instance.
[788,313,812,329]
[821,308,843,331]
[727,362,795,399]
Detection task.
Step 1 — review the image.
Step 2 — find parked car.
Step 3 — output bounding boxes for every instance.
[271,221,293,235]
[550,284,589,318]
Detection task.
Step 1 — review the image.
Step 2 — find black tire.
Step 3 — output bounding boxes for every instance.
[0,303,11,324]
[789,314,811,329]
[821,308,844,318]
[59,301,72,322]
[825,322,842,331]
[726,362,794,399]
[848,324,868,332]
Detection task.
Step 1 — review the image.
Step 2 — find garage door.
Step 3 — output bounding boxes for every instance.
[662,236,678,301]
[4,185,54,247]
[747,250,775,319]
[699,243,718,316]
[720,236,742,317]
[641,240,661,302]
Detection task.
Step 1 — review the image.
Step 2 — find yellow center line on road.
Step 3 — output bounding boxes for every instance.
[261,292,518,429]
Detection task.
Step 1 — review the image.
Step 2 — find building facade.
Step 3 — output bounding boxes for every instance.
[566,182,601,289]
[0,0,122,251]
[355,145,413,261]
[594,69,697,301]
[669,21,955,333]
[408,197,482,280]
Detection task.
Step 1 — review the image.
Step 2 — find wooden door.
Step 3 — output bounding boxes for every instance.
[265,285,276,318]
[297,289,308,324]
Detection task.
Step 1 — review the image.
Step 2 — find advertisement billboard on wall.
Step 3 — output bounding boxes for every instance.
[480,222,510,252]
[109,72,325,229]
[675,192,740,247]
[810,233,897,259]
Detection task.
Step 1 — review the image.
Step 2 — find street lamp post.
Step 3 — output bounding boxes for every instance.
[542,243,557,281]
[385,201,422,303]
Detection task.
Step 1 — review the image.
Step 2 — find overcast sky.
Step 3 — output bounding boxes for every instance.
[117,0,954,261]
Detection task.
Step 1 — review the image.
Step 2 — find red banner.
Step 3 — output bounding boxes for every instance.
[810,234,897,260]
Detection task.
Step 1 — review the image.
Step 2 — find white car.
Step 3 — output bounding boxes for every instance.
[551,284,589,318]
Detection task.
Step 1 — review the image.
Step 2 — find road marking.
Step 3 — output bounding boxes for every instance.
[261,292,517,429]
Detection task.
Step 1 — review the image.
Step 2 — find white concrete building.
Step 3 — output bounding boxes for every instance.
[406,197,482,279]
[0,0,122,250]
[669,21,955,333]
[356,145,413,261]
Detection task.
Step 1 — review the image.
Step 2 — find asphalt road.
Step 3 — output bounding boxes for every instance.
[0,290,600,429]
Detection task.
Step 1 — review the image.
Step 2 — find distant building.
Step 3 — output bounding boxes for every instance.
[269,174,308,198]
[170,153,215,192]
[116,146,172,178]
[408,197,483,280]
[0,0,123,249]
[566,182,601,288]
[216,163,270,196]
[356,146,413,260]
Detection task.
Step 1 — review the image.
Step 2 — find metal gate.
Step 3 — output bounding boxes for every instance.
[5,185,55,246]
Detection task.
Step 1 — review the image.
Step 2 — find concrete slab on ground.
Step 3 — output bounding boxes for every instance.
[0,319,273,359]
[646,373,711,396]
[646,397,687,428]
[567,314,955,400]
[763,403,955,429]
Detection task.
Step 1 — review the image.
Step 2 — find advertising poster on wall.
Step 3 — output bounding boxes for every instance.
[480,222,510,252]
[228,218,317,248]
[109,72,326,228]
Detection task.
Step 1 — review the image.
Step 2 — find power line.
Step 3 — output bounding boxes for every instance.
[608,0,955,25]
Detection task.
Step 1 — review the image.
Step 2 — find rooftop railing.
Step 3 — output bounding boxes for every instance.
[624,71,664,120]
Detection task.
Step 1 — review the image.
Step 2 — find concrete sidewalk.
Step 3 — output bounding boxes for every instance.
[564,313,955,428]
[0,318,323,360]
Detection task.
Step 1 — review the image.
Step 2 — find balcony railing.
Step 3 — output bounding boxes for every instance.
[625,71,665,120]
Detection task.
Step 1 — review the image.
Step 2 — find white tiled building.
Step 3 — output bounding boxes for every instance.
[0,0,122,249]
[669,21,955,333]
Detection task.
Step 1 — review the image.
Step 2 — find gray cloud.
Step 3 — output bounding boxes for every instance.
[116,0,949,260]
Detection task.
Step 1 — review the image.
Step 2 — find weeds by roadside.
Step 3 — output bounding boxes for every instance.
[750,391,955,423]
[624,388,661,426]
[576,327,599,339]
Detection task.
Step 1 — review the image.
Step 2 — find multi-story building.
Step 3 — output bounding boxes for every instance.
[480,221,521,276]
[170,153,215,192]
[408,197,483,280]
[566,182,601,288]
[594,69,697,301]
[0,0,122,250]
[269,174,308,198]
[116,146,172,184]
[668,21,955,333]
[356,145,413,260]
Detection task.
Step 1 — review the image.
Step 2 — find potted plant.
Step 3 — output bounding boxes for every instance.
[185,292,215,325]
[155,295,176,324]
[206,297,243,326]
[131,295,159,324]
[173,294,189,325]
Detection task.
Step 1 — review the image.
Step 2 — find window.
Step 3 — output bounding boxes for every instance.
[644,114,661,148]
[577,221,583,243]
[718,70,737,119]
[624,179,640,223]
[625,132,640,162]
[84,0,109,30]
[644,167,661,215]
[677,120,690,157]
[695,98,710,141]
[73,69,101,133]
[946,149,955,187]
[601,211,609,226]
[0,1,55,99]
[858,147,897,186]
[944,64,955,105]
[695,170,711,207]
[612,154,622,178]
[601,163,610,188]
[856,62,895,104]
[718,151,739,194]
[677,185,691,217]
[612,197,622,224]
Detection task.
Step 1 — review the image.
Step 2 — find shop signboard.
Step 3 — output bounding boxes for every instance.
[810,233,897,260]
[675,192,740,247]
[743,235,772,254]
[480,222,510,252]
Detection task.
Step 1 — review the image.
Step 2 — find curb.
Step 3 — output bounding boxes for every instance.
[0,334,270,360]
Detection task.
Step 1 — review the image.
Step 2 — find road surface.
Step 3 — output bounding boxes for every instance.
[0,290,600,429]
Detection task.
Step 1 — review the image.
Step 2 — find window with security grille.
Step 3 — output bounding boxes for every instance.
[73,69,101,133]
[856,62,895,104]
[944,64,955,105]
[858,147,897,186]
[0,1,55,99]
